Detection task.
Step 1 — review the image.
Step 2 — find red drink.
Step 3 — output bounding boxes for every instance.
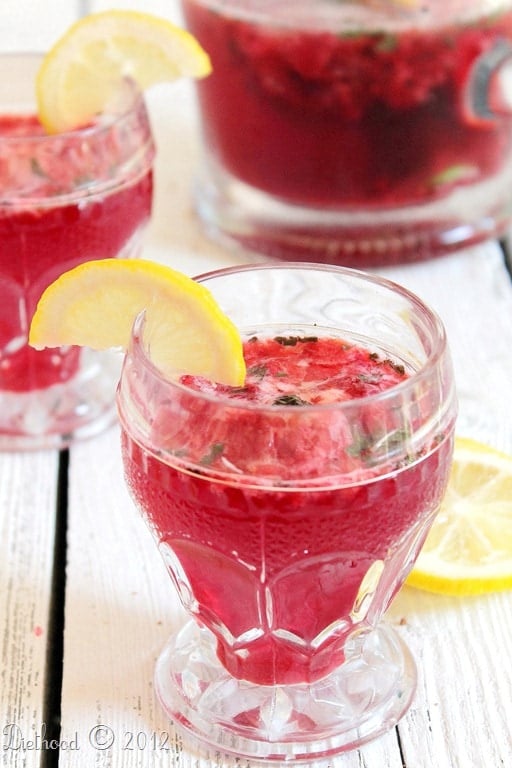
[118,264,456,758]
[0,115,153,392]
[121,335,452,685]
[183,0,512,264]
[0,53,154,450]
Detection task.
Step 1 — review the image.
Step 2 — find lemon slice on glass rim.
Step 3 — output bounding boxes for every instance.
[28,258,246,387]
[407,437,512,596]
[36,9,211,133]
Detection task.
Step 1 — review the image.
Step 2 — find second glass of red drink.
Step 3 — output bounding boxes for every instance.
[0,53,154,450]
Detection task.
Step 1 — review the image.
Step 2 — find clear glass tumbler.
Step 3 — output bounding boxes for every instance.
[118,263,457,761]
[0,53,154,451]
[182,0,512,266]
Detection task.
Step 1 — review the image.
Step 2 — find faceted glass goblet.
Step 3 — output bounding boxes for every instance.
[118,263,457,761]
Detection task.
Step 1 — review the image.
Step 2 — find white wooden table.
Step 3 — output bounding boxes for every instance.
[2,2,512,766]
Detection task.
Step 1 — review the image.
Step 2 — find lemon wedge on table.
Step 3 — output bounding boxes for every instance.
[37,10,211,133]
[407,437,512,596]
[28,259,245,387]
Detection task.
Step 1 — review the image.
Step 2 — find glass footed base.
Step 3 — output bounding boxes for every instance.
[194,160,511,268]
[155,619,417,762]
[0,350,121,452]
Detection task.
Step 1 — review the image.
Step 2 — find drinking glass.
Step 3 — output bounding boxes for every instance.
[0,53,154,451]
[181,0,512,266]
[118,263,457,761]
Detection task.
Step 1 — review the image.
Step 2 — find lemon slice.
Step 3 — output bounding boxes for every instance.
[407,437,512,596]
[29,259,245,386]
[37,10,211,133]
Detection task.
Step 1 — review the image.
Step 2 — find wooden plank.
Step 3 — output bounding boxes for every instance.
[0,450,60,768]
[382,242,512,767]
[0,3,82,766]
[390,589,512,768]
[59,425,184,767]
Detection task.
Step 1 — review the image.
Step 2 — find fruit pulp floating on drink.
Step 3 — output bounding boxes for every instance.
[182,0,512,265]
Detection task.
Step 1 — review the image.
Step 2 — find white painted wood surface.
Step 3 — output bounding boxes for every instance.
[0,452,59,767]
[1,2,512,767]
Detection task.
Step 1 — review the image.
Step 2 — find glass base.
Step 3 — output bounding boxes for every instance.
[0,349,121,452]
[154,619,416,762]
[194,161,511,267]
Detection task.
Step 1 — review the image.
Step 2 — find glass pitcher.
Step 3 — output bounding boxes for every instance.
[181,0,512,265]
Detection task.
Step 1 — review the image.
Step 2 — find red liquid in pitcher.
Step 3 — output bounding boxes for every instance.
[0,114,153,392]
[122,336,452,685]
[183,3,512,209]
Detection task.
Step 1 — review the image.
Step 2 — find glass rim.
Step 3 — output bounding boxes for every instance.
[128,261,451,415]
[179,0,502,30]
[0,51,147,144]
[0,52,153,207]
